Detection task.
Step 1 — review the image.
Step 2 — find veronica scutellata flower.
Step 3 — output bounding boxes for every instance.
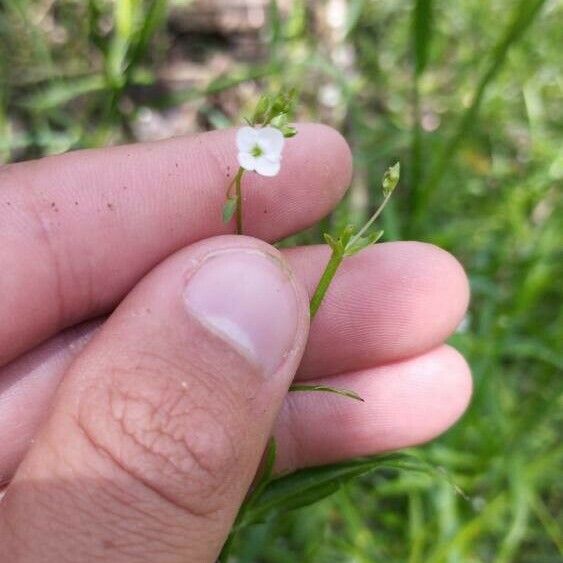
[236,126,285,177]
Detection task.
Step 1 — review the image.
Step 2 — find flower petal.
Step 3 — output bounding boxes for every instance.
[236,127,258,152]
[257,126,285,156]
[237,151,257,171]
[255,155,281,177]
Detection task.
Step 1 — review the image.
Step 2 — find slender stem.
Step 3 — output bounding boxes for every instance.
[226,167,244,197]
[348,191,392,248]
[225,176,236,198]
[234,168,244,235]
[310,189,394,320]
[309,249,344,318]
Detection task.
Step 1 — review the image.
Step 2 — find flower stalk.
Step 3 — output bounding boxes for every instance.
[308,162,400,320]
[234,167,244,235]
[222,89,298,234]
[309,249,345,318]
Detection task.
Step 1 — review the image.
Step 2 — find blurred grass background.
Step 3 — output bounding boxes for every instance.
[1,0,561,561]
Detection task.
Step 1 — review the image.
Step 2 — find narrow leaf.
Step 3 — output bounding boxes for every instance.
[222,197,238,223]
[416,0,547,216]
[344,230,384,256]
[413,0,434,76]
[323,232,341,251]
[256,437,276,492]
[289,384,364,402]
[338,224,355,247]
[281,124,298,138]
[242,453,427,524]
[220,438,277,562]
[20,75,106,111]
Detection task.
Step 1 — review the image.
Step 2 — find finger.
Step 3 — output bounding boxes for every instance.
[274,345,472,473]
[288,241,469,377]
[0,236,309,562]
[0,321,101,485]
[1,238,467,380]
[0,242,468,483]
[0,345,471,491]
[0,346,472,490]
[1,343,471,491]
[0,123,350,366]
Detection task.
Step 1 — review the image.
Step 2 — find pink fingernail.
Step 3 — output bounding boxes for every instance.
[183,250,299,376]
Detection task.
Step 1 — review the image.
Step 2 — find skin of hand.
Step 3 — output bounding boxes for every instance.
[0,124,471,562]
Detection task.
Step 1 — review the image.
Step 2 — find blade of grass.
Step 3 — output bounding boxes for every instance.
[529,494,563,555]
[334,488,381,560]
[413,0,548,226]
[410,0,434,213]
[125,0,168,74]
[496,458,532,563]
[19,74,107,112]
[241,453,446,527]
[408,492,426,563]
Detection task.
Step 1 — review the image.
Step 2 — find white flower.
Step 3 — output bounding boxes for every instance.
[236,126,285,177]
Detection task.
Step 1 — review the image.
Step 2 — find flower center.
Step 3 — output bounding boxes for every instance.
[251,144,264,157]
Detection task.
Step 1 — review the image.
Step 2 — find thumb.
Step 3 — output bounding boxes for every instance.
[0,236,309,563]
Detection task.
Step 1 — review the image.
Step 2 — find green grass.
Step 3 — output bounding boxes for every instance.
[1,1,561,561]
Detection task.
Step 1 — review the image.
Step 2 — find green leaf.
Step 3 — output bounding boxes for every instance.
[252,93,273,124]
[242,437,277,511]
[19,74,106,111]
[344,230,384,256]
[220,438,277,562]
[338,224,355,248]
[413,0,434,76]
[281,123,298,138]
[323,232,342,252]
[251,88,298,127]
[242,453,432,525]
[415,0,547,217]
[222,197,238,223]
[269,112,288,129]
[115,0,134,39]
[271,87,297,116]
[267,0,283,48]
[289,384,364,402]
[260,437,277,485]
[270,113,298,137]
[126,0,168,73]
[382,162,400,196]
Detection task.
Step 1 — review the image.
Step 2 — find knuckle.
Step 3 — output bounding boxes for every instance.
[76,353,241,518]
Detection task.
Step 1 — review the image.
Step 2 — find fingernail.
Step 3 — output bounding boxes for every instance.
[183,249,299,376]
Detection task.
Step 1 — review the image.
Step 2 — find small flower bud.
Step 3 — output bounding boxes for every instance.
[382,162,401,196]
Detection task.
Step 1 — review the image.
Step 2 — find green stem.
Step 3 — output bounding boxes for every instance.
[348,192,392,248]
[309,249,344,319]
[309,186,395,320]
[234,168,244,235]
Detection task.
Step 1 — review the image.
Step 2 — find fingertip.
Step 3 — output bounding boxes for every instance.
[291,240,471,376]
[355,344,473,451]
[361,241,470,357]
[275,345,473,471]
[243,123,351,238]
[411,241,471,319]
[291,122,353,198]
[425,344,473,432]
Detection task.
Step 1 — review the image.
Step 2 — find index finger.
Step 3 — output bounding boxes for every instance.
[0,124,351,366]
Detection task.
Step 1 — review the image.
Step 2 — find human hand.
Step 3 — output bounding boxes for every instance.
[0,125,471,561]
